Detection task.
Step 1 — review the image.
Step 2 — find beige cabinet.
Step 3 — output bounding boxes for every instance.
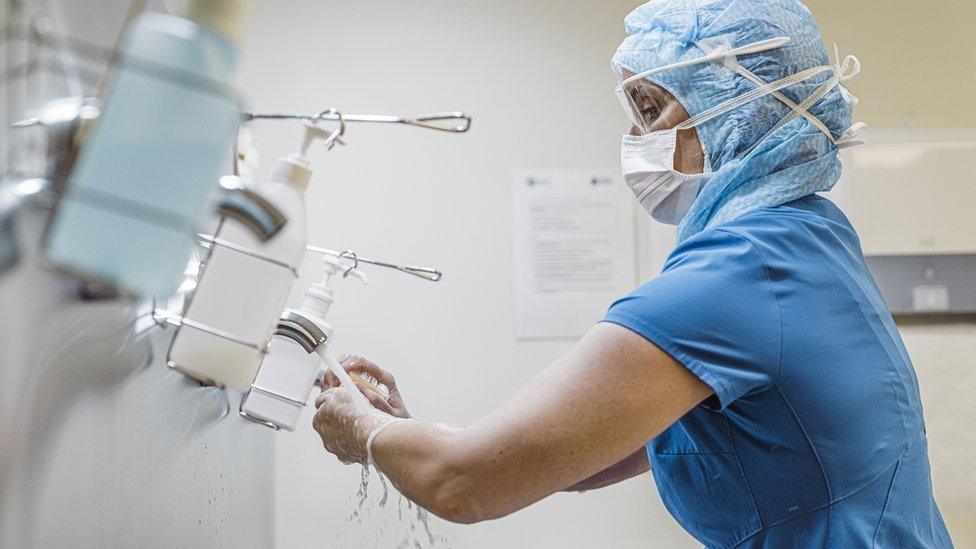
[830,129,976,256]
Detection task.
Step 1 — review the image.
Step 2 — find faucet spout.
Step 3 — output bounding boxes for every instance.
[214,176,287,242]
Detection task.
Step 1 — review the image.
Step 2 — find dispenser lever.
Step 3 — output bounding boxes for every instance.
[243,109,472,134]
[388,263,443,282]
[306,245,443,282]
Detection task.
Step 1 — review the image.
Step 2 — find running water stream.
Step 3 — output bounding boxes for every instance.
[341,464,450,548]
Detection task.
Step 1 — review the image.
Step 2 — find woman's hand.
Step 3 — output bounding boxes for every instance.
[312,387,384,465]
[313,355,408,465]
[325,354,411,419]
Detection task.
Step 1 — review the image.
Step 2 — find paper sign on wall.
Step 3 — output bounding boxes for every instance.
[511,169,637,340]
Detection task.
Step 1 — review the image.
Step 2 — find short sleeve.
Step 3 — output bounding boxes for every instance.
[602,229,782,409]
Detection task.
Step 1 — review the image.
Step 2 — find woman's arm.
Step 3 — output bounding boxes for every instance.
[562,448,649,493]
[313,322,711,524]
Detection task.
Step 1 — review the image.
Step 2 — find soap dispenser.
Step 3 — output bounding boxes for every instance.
[44,0,251,297]
[241,256,369,430]
[167,122,336,391]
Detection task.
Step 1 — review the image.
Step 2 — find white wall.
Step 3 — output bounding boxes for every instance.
[807,0,976,127]
[236,1,976,547]
[237,0,697,547]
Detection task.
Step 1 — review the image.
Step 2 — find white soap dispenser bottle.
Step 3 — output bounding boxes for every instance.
[167,122,334,391]
[241,256,368,429]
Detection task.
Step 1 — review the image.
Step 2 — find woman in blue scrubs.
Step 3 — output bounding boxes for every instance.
[312,0,953,546]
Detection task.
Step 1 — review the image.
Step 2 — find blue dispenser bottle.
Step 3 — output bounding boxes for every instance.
[45,3,246,297]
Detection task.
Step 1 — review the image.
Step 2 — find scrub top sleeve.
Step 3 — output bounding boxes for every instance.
[602,229,782,410]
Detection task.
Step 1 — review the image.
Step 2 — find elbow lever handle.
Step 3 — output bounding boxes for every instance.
[244,109,472,134]
[404,112,472,133]
[306,245,443,283]
[397,265,443,282]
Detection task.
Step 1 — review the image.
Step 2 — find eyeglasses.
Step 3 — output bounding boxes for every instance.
[615,37,791,134]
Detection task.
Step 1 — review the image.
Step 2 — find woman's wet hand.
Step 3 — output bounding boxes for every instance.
[312,387,392,465]
[324,354,411,419]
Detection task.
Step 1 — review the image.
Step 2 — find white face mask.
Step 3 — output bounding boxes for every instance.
[620,129,710,225]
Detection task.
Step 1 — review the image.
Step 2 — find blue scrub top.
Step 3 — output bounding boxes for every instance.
[603,195,952,548]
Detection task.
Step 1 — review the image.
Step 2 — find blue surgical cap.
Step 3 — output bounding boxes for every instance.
[612,0,858,241]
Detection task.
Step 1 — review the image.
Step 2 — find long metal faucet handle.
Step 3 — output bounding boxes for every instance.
[306,245,443,282]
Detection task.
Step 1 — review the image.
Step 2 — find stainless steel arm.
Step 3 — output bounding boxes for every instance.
[243,110,472,134]
[306,245,443,282]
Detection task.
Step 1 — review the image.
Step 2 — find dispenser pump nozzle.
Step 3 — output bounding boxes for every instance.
[270,121,338,191]
[299,121,337,157]
[299,257,367,319]
[329,256,368,285]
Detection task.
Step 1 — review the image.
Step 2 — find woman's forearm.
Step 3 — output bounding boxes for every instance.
[371,415,585,524]
[370,417,649,523]
[354,324,712,524]
[369,420,490,524]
